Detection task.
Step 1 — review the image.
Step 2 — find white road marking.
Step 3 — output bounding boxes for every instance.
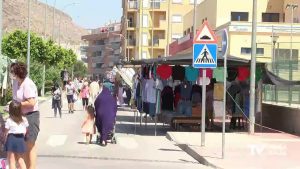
[46,135,68,147]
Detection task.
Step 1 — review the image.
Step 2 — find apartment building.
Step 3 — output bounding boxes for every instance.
[169,0,300,80]
[82,22,121,79]
[121,0,200,60]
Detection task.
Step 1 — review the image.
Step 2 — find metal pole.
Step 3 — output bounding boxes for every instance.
[52,0,56,40]
[41,0,47,97]
[222,29,228,159]
[201,69,206,146]
[193,0,197,37]
[59,15,61,45]
[289,5,296,105]
[249,0,257,134]
[0,0,3,55]
[166,0,171,56]
[27,0,31,75]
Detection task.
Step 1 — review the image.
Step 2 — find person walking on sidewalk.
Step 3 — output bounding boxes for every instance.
[10,62,40,169]
[95,84,117,146]
[89,79,100,103]
[81,105,96,145]
[80,81,90,111]
[51,83,62,118]
[65,80,76,113]
[4,101,28,169]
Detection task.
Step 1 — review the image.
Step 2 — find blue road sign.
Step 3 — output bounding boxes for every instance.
[193,44,217,68]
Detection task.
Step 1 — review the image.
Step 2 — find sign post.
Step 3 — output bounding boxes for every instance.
[193,21,218,147]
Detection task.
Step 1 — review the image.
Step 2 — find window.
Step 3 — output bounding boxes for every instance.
[143,14,148,27]
[172,15,182,23]
[262,13,280,22]
[190,0,202,4]
[241,47,264,55]
[96,63,103,68]
[172,34,182,40]
[231,12,249,21]
[143,0,149,8]
[95,40,105,45]
[183,31,187,36]
[142,51,147,59]
[94,51,102,57]
[173,0,182,4]
[142,33,148,46]
[275,49,298,70]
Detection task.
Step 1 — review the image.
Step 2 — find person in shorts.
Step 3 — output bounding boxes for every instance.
[10,62,39,169]
[80,81,90,111]
[66,80,76,113]
[4,101,28,169]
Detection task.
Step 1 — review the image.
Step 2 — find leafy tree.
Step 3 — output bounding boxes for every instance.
[73,61,88,79]
[1,30,79,93]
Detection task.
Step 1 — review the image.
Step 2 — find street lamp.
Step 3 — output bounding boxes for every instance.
[27,0,31,75]
[286,3,298,105]
[59,2,78,46]
[270,34,279,72]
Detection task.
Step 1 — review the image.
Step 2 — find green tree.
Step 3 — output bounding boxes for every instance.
[73,61,88,78]
[2,30,79,93]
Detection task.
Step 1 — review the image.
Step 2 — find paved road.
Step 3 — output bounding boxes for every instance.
[36,98,209,169]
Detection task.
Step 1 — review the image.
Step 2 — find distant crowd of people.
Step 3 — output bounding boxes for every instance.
[2,63,133,169]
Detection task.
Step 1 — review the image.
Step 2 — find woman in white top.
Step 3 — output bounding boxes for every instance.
[4,101,29,169]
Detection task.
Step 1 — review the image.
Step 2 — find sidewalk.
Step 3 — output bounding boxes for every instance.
[167,132,300,169]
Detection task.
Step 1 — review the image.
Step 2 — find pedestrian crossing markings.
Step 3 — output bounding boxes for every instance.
[194,45,216,64]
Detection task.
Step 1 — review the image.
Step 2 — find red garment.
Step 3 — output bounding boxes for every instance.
[199,68,213,79]
[237,67,250,81]
[174,93,181,109]
[157,64,172,80]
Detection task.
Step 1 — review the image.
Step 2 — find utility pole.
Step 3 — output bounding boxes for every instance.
[27,0,31,75]
[286,4,298,105]
[52,0,56,40]
[249,0,257,134]
[41,0,47,97]
[0,0,3,56]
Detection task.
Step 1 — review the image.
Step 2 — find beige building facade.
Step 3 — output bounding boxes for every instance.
[121,0,199,60]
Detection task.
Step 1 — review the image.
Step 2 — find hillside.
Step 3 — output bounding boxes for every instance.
[3,0,88,44]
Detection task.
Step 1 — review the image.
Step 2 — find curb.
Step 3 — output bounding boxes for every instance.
[166,132,221,169]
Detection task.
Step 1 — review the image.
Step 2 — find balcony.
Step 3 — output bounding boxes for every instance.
[149,38,167,49]
[127,39,136,46]
[91,57,103,63]
[128,1,138,10]
[150,1,160,9]
[88,45,105,52]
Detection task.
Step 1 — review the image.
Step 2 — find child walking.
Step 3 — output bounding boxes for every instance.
[4,101,28,169]
[81,105,96,144]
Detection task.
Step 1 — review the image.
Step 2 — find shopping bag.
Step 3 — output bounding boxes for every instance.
[73,93,78,102]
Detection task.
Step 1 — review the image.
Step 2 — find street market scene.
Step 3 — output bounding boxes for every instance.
[0,0,300,169]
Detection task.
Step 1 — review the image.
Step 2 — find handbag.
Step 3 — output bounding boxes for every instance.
[73,93,78,102]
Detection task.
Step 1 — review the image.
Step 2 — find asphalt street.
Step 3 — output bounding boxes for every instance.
[36,98,210,169]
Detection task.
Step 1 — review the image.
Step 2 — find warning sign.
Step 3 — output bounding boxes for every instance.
[194,21,218,44]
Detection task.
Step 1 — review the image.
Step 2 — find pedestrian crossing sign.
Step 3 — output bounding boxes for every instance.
[193,44,217,68]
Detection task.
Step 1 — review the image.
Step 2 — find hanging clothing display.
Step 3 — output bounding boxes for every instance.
[185,66,199,82]
[174,85,181,109]
[227,67,238,82]
[145,79,156,104]
[180,82,192,100]
[214,83,224,101]
[161,86,174,111]
[213,67,225,82]
[237,67,250,82]
[191,85,201,104]
[156,64,172,80]
[199,68,213,79]
[172,65,185,81]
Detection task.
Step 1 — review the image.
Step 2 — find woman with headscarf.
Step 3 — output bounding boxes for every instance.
[51,82,62,118]
[94,83,117,146]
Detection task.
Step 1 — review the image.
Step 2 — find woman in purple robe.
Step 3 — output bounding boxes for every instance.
[94,86,117,146]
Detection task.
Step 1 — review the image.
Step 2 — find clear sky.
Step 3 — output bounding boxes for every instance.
[38,0,122,29]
